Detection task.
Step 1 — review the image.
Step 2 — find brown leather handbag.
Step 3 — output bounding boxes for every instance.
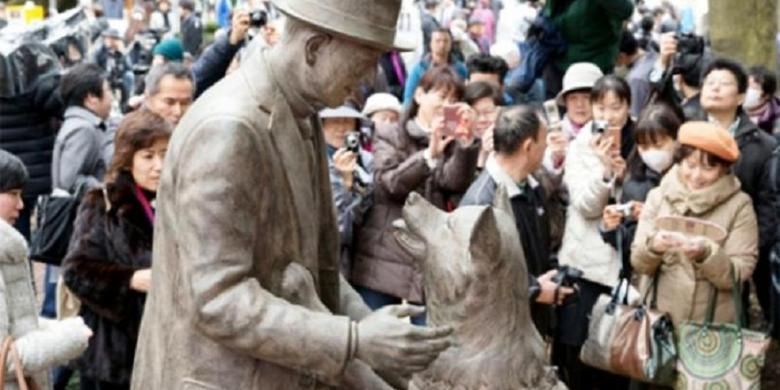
[0,336,40,390]
[580,229,677,386]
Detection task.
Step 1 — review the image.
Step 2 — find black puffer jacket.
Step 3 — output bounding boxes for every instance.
[62,173,154,384]
[0,73,63,199]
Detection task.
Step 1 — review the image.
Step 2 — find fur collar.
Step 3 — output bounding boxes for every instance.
[0,218,28,264]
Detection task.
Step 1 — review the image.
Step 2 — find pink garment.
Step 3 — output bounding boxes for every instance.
[471,7,496,44]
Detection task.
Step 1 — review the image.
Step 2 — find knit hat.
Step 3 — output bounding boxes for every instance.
[556,62,604,106]
[153,39,184,62]
[0,150,28,193]
[678,121,740,163]
[362,93,403,117]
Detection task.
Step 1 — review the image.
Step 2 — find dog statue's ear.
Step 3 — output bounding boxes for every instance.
[469,207,501,263]
[492,184,514,217]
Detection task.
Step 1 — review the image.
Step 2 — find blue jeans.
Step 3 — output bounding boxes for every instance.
[41,265,57,318]
[353,285,426,325]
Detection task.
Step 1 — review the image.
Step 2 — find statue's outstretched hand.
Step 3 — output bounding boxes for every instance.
[356,304,453,376]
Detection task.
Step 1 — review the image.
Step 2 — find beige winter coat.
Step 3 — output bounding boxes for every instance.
[0,219,89,390]
[631,165,759,327]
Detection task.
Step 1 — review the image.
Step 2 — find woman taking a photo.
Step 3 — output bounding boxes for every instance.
[351,65,480,325]
[631,121,758,327]
[553,75,635,390]
[63,110,172,390]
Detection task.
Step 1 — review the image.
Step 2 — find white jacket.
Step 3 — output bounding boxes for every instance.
[558,127,622,287]
[0,219,89,390]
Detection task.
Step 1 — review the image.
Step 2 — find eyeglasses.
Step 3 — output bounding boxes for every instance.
[703,78,737,89]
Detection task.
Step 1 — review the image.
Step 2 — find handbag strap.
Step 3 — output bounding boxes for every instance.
[0,336,12,384]
[704,263,745,329]
[9,340,29,390]
[0,336,29,390]
[611,227,629,306]
[641,271,661,309]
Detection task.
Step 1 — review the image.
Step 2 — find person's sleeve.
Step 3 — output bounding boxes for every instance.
[434,140,480,193]
[696,199,759,288]
[630,188,664,276]
[338,275,372,321]
[374,126,431,203]
[756,155,779,251]
[62,199,139,322]
[562,140,612,219]
[175,118,350,383]
[402,64,423,106]
[629,76,651,118]
[56,127,102,191]
[599,223,619,250]
[192,33,243,98]
[11,317,89,375]
[542,147,565,177]
[596,0,634,20]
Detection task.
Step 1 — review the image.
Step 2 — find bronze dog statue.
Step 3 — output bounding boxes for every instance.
[393,190,567,390]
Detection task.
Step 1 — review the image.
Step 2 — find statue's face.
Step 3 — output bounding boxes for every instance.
[310,37,383,107]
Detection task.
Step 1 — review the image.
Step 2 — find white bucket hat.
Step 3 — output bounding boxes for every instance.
[555,62,604,106]
[319,105,365,120]
[362,93,403,118]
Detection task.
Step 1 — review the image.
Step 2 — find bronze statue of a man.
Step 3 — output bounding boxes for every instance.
[130,1,452,389]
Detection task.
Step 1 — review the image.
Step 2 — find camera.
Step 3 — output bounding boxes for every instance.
[671,33,705,75]
[552,265,583,288]
[675,33,705,56]
[345,132,361,154]
[250,9,268,28]
[591,120,608,135]
[551,265,583,306]
[614,203,633,218]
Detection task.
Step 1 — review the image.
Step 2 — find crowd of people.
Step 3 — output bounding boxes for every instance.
[0,0,779,389]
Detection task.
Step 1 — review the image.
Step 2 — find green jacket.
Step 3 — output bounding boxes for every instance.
[546,0,633,73]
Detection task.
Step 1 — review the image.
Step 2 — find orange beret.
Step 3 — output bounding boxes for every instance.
[678,121,740,163]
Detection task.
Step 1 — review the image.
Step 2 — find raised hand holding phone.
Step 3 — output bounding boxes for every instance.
[543,99,562,132]
[429,113,455,159]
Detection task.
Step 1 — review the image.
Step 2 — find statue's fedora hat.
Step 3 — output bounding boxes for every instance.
[272,0,414,51]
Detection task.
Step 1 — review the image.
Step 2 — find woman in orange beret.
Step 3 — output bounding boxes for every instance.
[631,121,758,328]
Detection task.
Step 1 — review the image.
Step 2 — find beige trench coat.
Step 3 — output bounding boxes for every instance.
[131,50,370,390]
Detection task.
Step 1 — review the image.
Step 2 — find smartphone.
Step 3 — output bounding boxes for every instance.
[543,99,562,131]
[605,126,621,151]
[442,105,460,137]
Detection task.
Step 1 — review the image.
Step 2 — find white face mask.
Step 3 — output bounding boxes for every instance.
[743,88,763,109]
[639,148,674,173]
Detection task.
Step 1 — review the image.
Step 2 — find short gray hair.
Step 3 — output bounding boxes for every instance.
[144,63,194,96]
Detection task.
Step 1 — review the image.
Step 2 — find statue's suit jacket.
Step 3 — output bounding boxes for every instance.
[131,50,352,390]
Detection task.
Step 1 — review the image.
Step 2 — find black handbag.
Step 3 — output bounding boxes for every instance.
[29,181,89,265]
